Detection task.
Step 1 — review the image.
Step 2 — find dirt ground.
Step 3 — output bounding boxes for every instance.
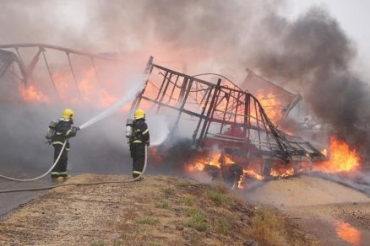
[0,173,369,245]
[245,174,370,246]
[0,174,283,246]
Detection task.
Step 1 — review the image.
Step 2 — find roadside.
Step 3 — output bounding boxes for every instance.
[245,175,370,246]
[2,173,368,245]
[0,174,319,246]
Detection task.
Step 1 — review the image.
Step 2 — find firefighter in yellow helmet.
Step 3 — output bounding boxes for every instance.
[127,109,150,180]
[50,108,79,181]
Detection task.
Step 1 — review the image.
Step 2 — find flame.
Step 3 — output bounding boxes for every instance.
[256,91,283,123]
[149,147,163,163]
[185,150,310,188]
[53,70,75,101]
[186,162,207,172]
[19,84,49,103]
[270,166,295,177]
[185,135,360,186]
[186,152,265,188]
[18,67,126,109]
[335,221,362,246]
[185,153,230,172]
[315,136,360,172]
[243,169,263,180]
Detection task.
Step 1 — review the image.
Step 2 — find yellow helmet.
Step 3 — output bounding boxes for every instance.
[134,109,145,119]
[62,108,74,119]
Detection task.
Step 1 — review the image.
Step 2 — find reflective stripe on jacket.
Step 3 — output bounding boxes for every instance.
[51,118,76,148]
[131,118,150,144]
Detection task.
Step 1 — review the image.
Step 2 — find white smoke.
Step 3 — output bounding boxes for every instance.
[146,115,170,146]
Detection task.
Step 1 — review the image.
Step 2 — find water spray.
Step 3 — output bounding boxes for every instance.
[79,75,147,130]
[147,115,170,146]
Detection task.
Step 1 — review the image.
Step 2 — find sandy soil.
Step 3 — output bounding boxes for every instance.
[245,174,370,246]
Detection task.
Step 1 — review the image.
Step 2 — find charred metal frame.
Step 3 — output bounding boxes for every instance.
[131,57,326,167]
[0,43,126,100]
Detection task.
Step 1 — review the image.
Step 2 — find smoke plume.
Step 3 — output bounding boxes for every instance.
[247,7,370,158]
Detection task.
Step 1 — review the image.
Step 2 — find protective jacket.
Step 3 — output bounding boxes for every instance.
[52,118,77,150]
[131,118,150,145]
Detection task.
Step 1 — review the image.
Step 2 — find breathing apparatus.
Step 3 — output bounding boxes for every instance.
[126,118,134,141]
[44,120,59,144]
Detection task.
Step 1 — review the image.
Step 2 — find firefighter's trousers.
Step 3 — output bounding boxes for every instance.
[130,143,145,178]
[51,144,69,178]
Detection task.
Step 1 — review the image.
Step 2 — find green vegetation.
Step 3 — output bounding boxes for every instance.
[155,201,170,209]
[135,216,160,225]
[162,187,175,198]
[183,195,195,206]
[216,218,230,235]
[177,180,192,187]
[247,206,288,246]
[186,209,208,231]
[207,189,228,205]
[90,241,105,246]
[90,240,123,246]
[125,178,312,246]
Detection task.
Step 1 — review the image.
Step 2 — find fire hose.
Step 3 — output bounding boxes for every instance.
[0,140,68,182]
[0,145,148,193]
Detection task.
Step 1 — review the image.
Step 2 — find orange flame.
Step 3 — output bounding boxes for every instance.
[243,169,263,180]
[18,67,125,109]
[185,153,232,172]
[270,166,295,177]
[315,136,360,172]
[256,91,283,123]
[186,152,265,188]
[19,84,49,103]
[335,221,362,246]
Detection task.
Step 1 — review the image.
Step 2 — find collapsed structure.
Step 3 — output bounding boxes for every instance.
[0,43,327,187]
[130,57,327,186]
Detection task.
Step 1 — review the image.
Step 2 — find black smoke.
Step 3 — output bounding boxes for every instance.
[248,7,370,158]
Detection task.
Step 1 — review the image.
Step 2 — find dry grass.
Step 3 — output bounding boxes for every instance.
[0,174,320,246]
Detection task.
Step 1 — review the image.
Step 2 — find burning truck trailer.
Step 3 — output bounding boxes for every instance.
[129,57,328,188]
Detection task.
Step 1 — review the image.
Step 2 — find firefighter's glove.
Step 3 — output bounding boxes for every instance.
[146,141,150,147]
[71,126,79,134]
